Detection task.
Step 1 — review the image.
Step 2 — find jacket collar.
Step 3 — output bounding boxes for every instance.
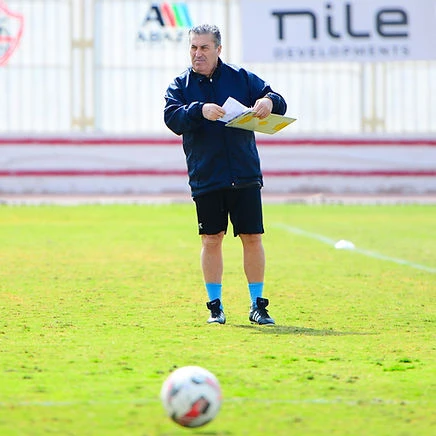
[190,58,223,82]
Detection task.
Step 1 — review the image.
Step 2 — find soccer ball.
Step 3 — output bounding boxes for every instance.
[160,365,222,428]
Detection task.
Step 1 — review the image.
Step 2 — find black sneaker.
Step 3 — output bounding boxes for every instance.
[249,297,275,325]
[206,298,226,324]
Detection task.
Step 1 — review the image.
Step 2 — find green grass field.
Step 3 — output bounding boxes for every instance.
[0,203,435,435]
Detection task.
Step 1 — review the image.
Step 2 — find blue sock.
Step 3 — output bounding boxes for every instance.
[206,283,223,309]
[248,282,263,307]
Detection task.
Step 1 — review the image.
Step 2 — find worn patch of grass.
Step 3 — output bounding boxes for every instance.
[0,204,435,435]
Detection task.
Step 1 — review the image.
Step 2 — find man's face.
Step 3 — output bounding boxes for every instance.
[190,33,221,77]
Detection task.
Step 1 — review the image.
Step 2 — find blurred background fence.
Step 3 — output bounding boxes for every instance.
[1,0,436,134]
[0,0,435,194]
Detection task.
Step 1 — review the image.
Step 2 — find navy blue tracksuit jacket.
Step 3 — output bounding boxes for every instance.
[164,58,287,198]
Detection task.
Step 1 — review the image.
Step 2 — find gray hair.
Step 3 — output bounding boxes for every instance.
[188,24,221,48]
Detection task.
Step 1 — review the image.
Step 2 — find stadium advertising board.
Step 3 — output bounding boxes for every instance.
[136,2,193,44]
[240,0,436,62]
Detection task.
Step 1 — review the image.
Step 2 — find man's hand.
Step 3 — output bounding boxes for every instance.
[202,103,226,121]
[252,97,273,119]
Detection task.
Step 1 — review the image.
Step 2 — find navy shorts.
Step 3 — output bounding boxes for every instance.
[194,185,264,237]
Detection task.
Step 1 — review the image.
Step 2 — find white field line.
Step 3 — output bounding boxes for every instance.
[0,397,414,408]
[273,223,436,274]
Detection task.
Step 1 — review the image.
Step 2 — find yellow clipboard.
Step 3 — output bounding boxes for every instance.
[225,111,296,134]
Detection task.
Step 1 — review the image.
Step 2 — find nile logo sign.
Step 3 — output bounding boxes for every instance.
[137,2,193,44]
[0,0,24,66]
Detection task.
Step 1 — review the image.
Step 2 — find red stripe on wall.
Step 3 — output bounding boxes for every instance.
[0,169,434,177]
[258,138,436,146]
[0,137,436,146]
[0,137,182,146]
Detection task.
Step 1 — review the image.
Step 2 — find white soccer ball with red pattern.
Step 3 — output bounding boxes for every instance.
[160,366,222,428]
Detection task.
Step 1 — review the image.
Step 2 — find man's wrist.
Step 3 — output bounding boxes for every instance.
[263,95,274,111]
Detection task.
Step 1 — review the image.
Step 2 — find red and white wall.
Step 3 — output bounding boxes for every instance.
[0,135,435,195]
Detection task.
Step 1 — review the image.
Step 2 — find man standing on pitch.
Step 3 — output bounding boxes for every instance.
[164,24,287,325]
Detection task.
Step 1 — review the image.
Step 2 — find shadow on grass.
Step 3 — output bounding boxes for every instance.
[233,324,375,336]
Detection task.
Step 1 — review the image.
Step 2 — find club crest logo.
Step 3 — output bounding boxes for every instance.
[0,0,24,66]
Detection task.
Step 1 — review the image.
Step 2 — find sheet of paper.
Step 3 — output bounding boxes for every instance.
[218,96,249,123]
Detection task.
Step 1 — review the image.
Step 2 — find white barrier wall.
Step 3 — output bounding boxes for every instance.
[1,136,435,194]
[1,1,435,195]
